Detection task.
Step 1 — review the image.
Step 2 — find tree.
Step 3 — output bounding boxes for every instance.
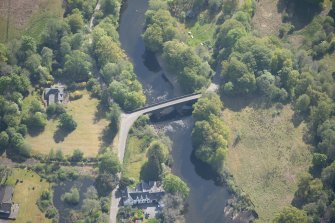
[193,93,223,121]
[296,94,311,113]
[41,47,53,71]
[62,187,80,205]
[58,113,77,132]
[161,194,185,223]
[66,9,84,33]
[26,112,47,131]
[0,43,7,62]
[321,161,335,190]
[273,206,308,223]
[143,24,164,52]
[94,35,124,67]
[71,149,84,162]
[55,149,64,161]
[221,57,256,94]
[63,50,92,81]
[46,103,66,118]
[163,174,190,199]
[98,152,121,175]
[0,131,9,148]
[102,0,120,17]
[95,173,119,196]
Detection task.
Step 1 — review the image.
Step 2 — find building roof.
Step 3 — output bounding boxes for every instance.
[44,86,65,105]
[123,181,165,206]
[0,186,13,214]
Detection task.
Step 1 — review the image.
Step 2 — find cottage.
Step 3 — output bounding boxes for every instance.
[43,86,65,106]
[0,186,19,219]
[122,181,165,206]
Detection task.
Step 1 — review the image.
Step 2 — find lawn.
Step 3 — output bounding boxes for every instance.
[26,90,109,157]
[186,11,217,47]
[122,135,149,183]
[222,97,312,222]
[0,0,63,42]
[5,168,51,223]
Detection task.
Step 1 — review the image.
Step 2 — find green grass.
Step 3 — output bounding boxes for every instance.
[223,98,312,222]
[5,168,51,223]
[26,90,109,157]
[0,0,63,43]
[122,134,149,183]
[185,10,217,47]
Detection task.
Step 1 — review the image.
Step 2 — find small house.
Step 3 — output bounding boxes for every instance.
[0,186,19,219]
[43,86,65,106]
[122,181,165,206]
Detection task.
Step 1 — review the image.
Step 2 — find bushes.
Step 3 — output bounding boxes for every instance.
[163,174,190,199]
[58,113,77,132]
[62,186,80,205]
[69,91,83,100]
[192,94,229,172]
[46,103,66,118]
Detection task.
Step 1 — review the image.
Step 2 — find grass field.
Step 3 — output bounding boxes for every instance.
[26,90,109,157]
[122,134,149,183]
[5,168,51,223]
[223,98,312,222]
[0,0,63,42]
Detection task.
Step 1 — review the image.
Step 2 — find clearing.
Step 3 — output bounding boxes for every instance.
[251,0,283,36]
[5,168,51,223]
[122,135,149,183]
[26,90,109,157]
[0,0,63,42]
[223,97,312,223]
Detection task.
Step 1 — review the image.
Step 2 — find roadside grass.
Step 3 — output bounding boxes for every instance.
[223,97,312,223]
[26,90,109,157]
[5,168,51,223]
[122,135,149,184]
[0,0,63,43]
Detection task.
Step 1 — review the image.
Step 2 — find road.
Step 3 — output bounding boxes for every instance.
[109,93,201,223]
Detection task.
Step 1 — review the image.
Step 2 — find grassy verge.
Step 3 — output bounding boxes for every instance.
[26,90,109,157]
[122,135,149,183]
[6,168,51,223]
[223,98,312,222]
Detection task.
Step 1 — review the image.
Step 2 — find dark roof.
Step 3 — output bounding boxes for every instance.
[128,191,165,201]
[0,186,13,214]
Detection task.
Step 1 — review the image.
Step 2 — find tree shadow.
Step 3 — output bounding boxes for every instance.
[27,127,45,137]
[140,162,153,182]
[94,101,110,123]
[277,0,323,31]
[101,125,117,147]
[221,94,272,112]
[53,128,71,143]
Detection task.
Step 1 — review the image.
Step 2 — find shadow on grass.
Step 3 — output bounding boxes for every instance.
[221,94,274,112]
[27,126,45,137]
[101,125,118,147]
[94,102,109,123]
[54,128,72,143]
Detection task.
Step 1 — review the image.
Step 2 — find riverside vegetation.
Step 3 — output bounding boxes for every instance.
[1,0,335,222]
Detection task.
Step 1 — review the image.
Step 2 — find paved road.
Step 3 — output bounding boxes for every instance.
[109,93,201,223]
[117,93,201,161]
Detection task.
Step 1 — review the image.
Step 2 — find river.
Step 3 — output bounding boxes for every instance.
[119,0,234,222]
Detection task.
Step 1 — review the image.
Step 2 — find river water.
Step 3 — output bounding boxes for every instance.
[119,0,234,222]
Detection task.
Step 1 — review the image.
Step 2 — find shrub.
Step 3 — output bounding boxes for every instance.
[69,91,83,100]
[62,187,80,205]
[58,113,77,132]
